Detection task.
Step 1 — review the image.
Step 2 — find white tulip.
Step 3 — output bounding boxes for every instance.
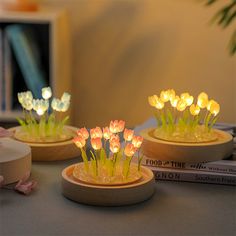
[42,87,52,100]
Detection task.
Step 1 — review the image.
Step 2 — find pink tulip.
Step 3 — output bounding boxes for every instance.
[132,135,143,148]
[73,136,86,148]
[124,143,137,157]
[123,128,134,141]
[77,127,89,140]
[109,120,125,133]
[0,175,4,188]
[91,137,102,150]
[109,134,120,143]
[14,172,37,195]
[90,127,103,139]
[0,127,12,138]
[103,127,111,140]
[110,140,120,153]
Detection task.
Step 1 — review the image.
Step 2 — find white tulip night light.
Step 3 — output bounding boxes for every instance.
[16,87,71,142]
[72,120,144,185]
[148,89,221,143]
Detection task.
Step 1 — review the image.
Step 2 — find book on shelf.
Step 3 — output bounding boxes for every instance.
[5,24,47,99]
[3,30,13,111]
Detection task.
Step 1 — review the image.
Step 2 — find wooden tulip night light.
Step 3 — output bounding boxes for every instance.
[10,87,80,161]
[141,89,233,162]
[61,120,155,206]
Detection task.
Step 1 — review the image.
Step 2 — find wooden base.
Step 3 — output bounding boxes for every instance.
[141,128,233,163]
[0,138,31,184]
[61,164,155,206]
[9,126,81,161]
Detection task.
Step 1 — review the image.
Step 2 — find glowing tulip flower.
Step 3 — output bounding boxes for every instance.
[168,89,176,101]
[176,99,187,112]
[103,127,111,140]
[180,92,190,100]
[207,100,220,116]
[110,134,120,143]
[155,98,164,110]
[185,95,194,106]
[91,137,102,150]
[148,95,158,107]
[124,143,137,157]
[90,127,103,139]
[190,104,200,116]
[32,99,49,116]
[42,87,52,100]
[73,136,86,148]
[51,98,60,111]
[77,128,89,140]
[61,101,70,112]
[170,95,180,108]
[160,90,170,102]
[197,92,208,109]
[61,92,71,103]
[132,135,143,148]
[21,98,33,111]
[110,140,121,153]
[109,120,125,133]
[18,91,33,104]
[123,128,134,141]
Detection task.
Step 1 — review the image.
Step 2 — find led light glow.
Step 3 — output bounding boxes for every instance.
[148,89,221,143]
[72,120,144,184]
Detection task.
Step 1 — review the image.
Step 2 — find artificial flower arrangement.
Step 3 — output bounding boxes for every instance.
[148,89,220,142]
[16,87,71,142]
[73,120,144,185]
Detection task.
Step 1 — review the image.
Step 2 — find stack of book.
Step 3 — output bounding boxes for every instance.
[135,118,236,186]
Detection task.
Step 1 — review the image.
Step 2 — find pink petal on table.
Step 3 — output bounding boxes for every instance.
[0,175,4,188]
[14,180,37,195]
[15,171,31,188]
[0,127,12,138]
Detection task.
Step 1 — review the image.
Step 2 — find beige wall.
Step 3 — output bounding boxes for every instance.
[42,0,236,127]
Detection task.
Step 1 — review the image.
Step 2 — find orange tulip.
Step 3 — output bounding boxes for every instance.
[109,140,120,153]
[123,128,134,141]
[124,143,137,157]
[109,134,120,143]
[91,138,102,150]
[109,120,125,133]
[103,126,111,140]
[77,127,89,140]
[90,127,103,139]
[73,136,86,148]
[132,135,143,148]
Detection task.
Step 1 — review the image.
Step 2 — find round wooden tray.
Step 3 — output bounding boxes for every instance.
[61,164,155,206]
[0,138,31,184]
[140,128,233,163]
[9,126,81,161]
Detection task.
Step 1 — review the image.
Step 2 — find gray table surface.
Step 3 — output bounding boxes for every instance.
[0,157,236,236]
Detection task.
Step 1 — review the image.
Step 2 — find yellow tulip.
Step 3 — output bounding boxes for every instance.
[160,90,170,102]
[148,95,158,107]
[190,104,200,116]
[197,92,208,108]
[170,95,180,108]
[155,98,164,110]
[180,92,190,100]
[176,99,187,112]
[167,89,176,101]
[207,100,220,116]
[185,95,194,106]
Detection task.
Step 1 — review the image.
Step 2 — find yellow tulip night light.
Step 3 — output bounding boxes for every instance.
[148,89,221,142]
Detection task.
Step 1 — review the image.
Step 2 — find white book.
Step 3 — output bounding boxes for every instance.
[148,166,236,186]
[142,155,236,175]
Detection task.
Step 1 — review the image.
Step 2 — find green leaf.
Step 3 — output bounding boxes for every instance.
[16,117,26,127]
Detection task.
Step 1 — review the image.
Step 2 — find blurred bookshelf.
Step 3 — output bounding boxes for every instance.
[0,7,71,128]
